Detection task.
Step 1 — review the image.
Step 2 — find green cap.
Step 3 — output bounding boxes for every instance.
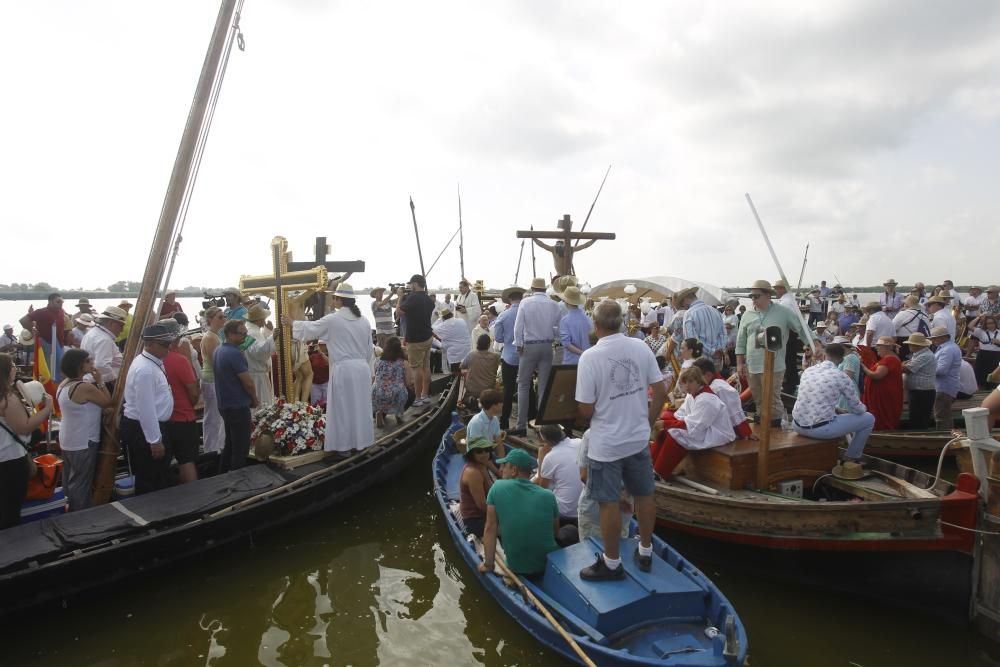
[495,448,535,470]
[466,437,494,452]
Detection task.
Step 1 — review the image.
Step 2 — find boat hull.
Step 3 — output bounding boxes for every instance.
[0,377,457,618]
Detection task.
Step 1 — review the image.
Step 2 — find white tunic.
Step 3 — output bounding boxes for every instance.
[709,378,745,430]
[668,390,735,451]
[293,309,374,453]
[245,321,276,408]
[455,290,482,328]
[433,317,472,365]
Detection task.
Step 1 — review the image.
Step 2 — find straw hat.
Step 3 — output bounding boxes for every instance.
[987,286,1000,294]
[929,326,950,339]
[864,301,881,312]
[247,304,271,322]
[99,306,128,324]
[18,329,34,345]
[369,287,386,298]
[832,460,866,481]
[816,321,828,329]
[17,380,47,407]
[903,295,920,308]
[773,279,788,290]
[553,275,578,293]
[333,283,356,298]
[831,335,853,345]
[118,300,132,310]
[925,296,947,308]
[883,278,898,286]
[749,280,776,295]
[75,298,91,308]
[530,277,547,291]
[559,285,586,306]
[501,285,525,302]
[904,333,932,347]
[673,286,699,306]
[74,313,96,328]
[875,335,896,347]
[939,290,955,301]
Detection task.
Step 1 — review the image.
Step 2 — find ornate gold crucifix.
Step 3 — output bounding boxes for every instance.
[240,237,327,398]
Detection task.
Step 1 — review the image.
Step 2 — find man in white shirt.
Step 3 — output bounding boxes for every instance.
[511,278,562,435]
[121,323,176,495]
[536,424,584,543]
[964,287,984,320]
[774,279,799,312]
[81,306,127,389]
[244,304,277,408]
[454,279,482,328]
[926,296,956,340]
[432,310,471,372]
[576,300,665,580]
[864,302,896,347]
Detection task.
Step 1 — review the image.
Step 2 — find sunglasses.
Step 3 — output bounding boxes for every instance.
[749,293,767,299]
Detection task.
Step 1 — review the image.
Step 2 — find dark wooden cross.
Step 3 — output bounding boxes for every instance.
[286,236,366,318]
[516,214,615,277]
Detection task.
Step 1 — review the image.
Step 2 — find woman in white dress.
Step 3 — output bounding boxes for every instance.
[287,284,374,456]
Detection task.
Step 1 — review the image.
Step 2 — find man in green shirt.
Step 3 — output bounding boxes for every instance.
[478,448,560,577]
[736,279,820,426]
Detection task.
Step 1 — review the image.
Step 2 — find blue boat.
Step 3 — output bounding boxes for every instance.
[433,427,749,666]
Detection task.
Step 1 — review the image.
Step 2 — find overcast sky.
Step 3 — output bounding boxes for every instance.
[3,1,999,293]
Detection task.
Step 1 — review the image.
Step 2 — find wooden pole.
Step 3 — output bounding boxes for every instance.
[756,349,775,490]
[409,196,426,276]
[492,554,597,667]
[530,225,537,278]
[92,0,241,505]
[457,183,465,282]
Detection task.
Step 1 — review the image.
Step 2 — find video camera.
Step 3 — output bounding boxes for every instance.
[202,292,227,310]
[389,282,411,295]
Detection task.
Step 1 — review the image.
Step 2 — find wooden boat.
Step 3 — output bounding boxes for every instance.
[0,376,457,618]
[509,426,981,619]
[433,433,749,666]
[866,428,1000,458]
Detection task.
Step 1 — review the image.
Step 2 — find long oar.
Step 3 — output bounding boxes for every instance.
[491,554,597,667]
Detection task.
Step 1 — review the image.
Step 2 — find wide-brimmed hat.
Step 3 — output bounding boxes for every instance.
[988,286,1000,294]
[929,326,950,339]
[99,306,128,324]
[496,448,535,470]
[883,278,898,286]
[925,296,947,307]
[17,380,46,407]
[553,275,578,293]
[559,285,586,306]
[118,300,132,310]
[141,322,178,341]
[18,329,34,345]
[773,279,788,290]
[466,437,495,452]
[849,321,864,329]
[903,295,920,308]
[222,287,241,297]
[247,304,271,322]
[530,277,547,291]
[369,286,386,297]
[333,283,355,299]
[816,321,828,329]
[75,298,91,308]
[832,460,866,481]
[863,301,881,312]
[3,324,12,331]
[939,290,955,301]
[904,333,932,347]
[875,335,896,347]
[74,313,96,328]
[501,285,525,302]
[672,286,699,306]
[749,280,776,295]
[831,335,853,346]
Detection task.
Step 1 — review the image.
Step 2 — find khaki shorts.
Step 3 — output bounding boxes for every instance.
[407,338,432,368]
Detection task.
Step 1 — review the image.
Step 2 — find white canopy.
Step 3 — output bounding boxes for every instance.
[589,276,732,307]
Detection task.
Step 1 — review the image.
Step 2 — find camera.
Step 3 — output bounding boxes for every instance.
[389,282,411,295]
[202,293,226,310]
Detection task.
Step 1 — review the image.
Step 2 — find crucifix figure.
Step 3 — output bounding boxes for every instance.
[240,237,328,399]
[287,236,365,319]
[516,214,615,277]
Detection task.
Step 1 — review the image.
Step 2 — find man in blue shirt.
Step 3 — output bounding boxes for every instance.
[491,286,527,431]
[930,326,962,430]
[214,319,259,472]
[558,285,592,365]
[222,288,248,321]
[679,287,727,366]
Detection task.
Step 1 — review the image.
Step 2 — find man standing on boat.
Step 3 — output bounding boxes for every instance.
[244,304,276,408]
[926,296,956,340]
[215,320,259,472]
[399,274,436,406]
[512,278,562,436]
[491,286,526,431]
[930,326,962,431]
[576,300,665,579]
[679,287,727,369]
[736,280,819,427]
[880,279,903,316]
[81,306,126,390]
[288,284,375,456]
[222,288,247,321]
[454,279,482,329]
[121,322,176,494]
[19,293,68,381]
[774,279,803,393]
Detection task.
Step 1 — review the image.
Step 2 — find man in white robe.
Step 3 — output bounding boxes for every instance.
[245,304,276,408]
[288,284,375,455]
[455,280,482,328]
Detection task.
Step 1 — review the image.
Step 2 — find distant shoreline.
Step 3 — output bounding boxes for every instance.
[0,290,211,301]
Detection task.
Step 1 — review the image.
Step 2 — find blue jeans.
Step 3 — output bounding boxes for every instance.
[794,412,875,460]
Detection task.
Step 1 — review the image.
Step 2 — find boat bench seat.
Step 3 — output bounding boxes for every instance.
[686,427,841,490]
[542,537,706,637]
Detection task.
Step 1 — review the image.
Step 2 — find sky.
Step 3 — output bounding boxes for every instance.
[2,0,999,293]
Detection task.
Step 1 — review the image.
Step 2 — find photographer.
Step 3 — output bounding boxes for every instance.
[370,287,398,348]
[398,274,435,406]
[222,288,247,321]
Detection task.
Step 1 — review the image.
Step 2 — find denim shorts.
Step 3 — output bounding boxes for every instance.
[586,448,655,503]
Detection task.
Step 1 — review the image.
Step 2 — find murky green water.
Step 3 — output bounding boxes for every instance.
[6,437,1000,667]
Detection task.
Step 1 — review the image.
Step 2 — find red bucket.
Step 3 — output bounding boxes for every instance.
[26,453,63,500]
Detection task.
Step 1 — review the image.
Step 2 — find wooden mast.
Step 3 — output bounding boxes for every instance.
[92,0,242,504]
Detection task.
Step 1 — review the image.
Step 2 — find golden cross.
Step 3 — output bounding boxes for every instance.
[240,236,327,398]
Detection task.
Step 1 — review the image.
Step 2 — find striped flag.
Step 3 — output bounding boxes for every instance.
[33,335,60,418]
